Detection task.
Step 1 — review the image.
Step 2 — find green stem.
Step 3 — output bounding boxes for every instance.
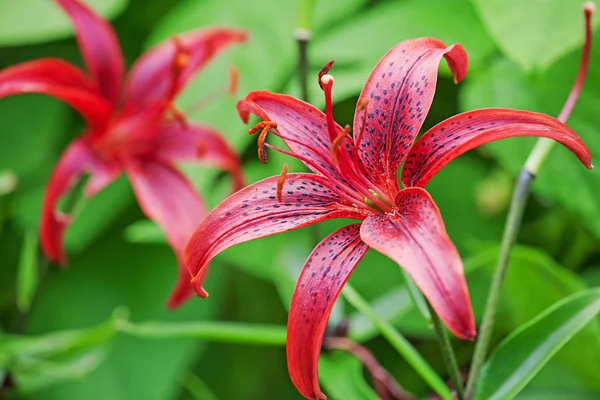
[297,29,311,103]
[118,320,288,346]
[298,0,316,31]
[428,303,465,400]
[343,284,452,400]
[465,170,534,399]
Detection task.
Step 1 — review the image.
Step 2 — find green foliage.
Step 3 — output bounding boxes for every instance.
[320,351,380,400]
[16,231,38,313]
[0,0,599,399]
[476,289,600,400]
[0,0,128,46]
[460,52,600,240]
[473,0,598,72]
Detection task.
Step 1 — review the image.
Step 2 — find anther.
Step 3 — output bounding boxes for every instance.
[357,97,369,112]
[172,36,190,72]
[250,121,277,164]
[318,60,335,90]
[248,120,277,135]
[227,66,239,97]
[277,164,289,202]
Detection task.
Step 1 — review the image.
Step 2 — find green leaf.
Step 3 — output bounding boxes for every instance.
[181,372,219,400]
[0,97,66,185]
[496,246,600,394]
[0,311,119,361]
[14,348,109,394]
[16,230,39,313]
[475,289,600,400]
[319,351,379,400]
[118,320,287,346]
[0,0,128,46]
[473,0,598,72]
[0,311,121,394]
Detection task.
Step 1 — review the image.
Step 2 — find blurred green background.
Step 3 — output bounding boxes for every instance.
[1,0,600,399]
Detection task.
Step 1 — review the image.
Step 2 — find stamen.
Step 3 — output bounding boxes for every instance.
[227,66,239,96]
[172,36,191,72]
[250,121,278,164]
[557,2,594,123]
[185,66,240,114]
[248,120,278,135]
[167,101,188,127]
[331,125,351,164]
[318,60,335,90]
[277,164,289,202]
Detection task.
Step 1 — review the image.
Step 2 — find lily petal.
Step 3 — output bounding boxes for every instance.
[40,139,119,264]
[287,224,368,400]
[402,109,593,188]
[185,174,366,298]
[0,59,112,130]
[56,0,124,103]
[353,38,468,196]
[123,28,247,112]
[237,91,353,186]
[153,122,244,191]
[360,187,475,339]
[125,159,207,309]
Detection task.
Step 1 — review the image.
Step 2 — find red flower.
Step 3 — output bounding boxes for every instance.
[185,38,592,399]
[0,0,246,308]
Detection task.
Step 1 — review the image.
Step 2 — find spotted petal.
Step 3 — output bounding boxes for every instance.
[56,0,124,102]
[401,108,593,187]
[360,187,475,339]
[353,38,468,196]
[287,224,368,400]
[40,139,119,264]
[185,174,367,298]
[123,28,247,112]
[125,159,207,309]
[0,59,112,130]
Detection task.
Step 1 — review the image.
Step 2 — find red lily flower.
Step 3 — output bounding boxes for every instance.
[0,0,246,308]
[185,38,592,399]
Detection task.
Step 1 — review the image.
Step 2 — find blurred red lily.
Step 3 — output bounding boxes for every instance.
[0,0,246,308]
[185,38,592,399]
